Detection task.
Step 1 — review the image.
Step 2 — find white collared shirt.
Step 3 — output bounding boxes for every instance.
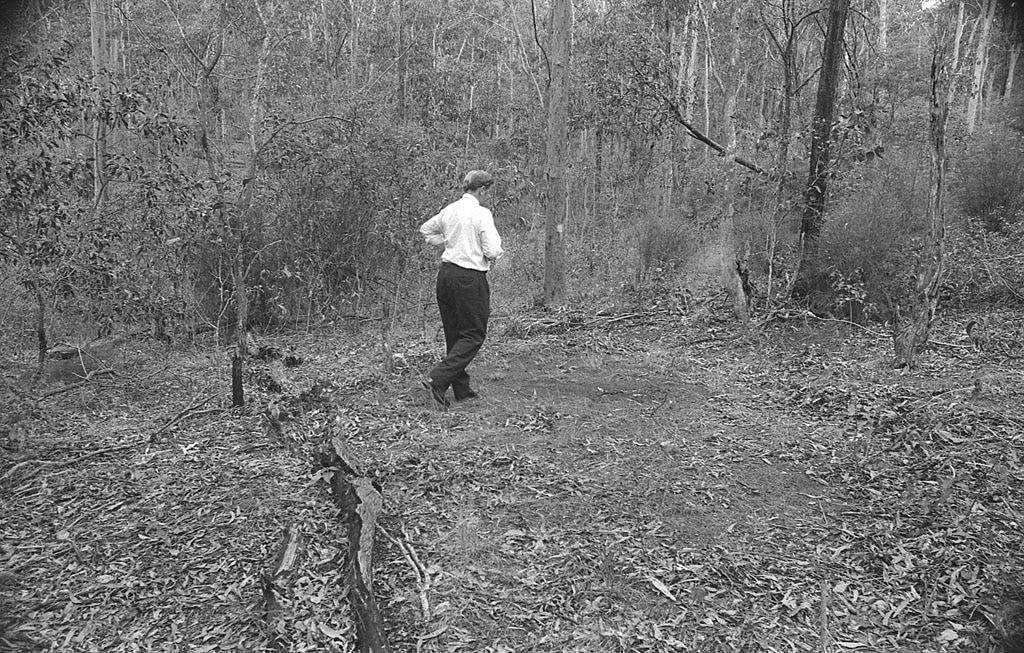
[419,193,504,272]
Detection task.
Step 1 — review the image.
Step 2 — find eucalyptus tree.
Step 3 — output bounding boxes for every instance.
[543,0,572,306]
[893,2,954,368]
[791,0,851,296]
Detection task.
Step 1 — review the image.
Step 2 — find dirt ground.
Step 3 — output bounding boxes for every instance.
[2,309,1023,652]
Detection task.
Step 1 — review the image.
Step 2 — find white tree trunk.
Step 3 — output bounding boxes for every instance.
[965,0,996,133]
[543,0,571,306]
[1006,45,1020,100]
[90,0,107,208]
[878,0,888,60]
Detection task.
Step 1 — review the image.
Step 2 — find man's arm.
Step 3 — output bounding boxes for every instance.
[420,214,445,246]
[479,210,504,261]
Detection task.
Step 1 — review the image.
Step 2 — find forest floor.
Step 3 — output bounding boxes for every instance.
[1,306,1023,653]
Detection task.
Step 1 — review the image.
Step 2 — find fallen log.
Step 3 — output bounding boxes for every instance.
[320,436,390,653]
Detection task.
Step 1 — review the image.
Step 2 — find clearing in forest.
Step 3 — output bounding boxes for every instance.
[2,310,1023,652]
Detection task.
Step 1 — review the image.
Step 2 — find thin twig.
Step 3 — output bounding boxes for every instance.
[930,339,972,349]
[803,311,884,336]
[154,395,222,437]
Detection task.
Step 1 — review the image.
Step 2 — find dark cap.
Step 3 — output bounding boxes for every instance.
[462,170,494,191]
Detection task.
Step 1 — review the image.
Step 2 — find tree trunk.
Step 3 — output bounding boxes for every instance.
[190,2,245,406]
[893,21,950,369]
[702,25,711,160]
[542,0,571,307]
[90,0,107,209]
[685,20,699,124]
[33,279,47,373]
[776,15,796,183]
[765,0,811,185]
[396,0,408,122]
[722,7,742,152]
[721,6,750,322]
[965,0,996,134]
[878,0,888,60]
[792,0,851,296]
[950,2,967,76]
[349,0,360,88]
[1005,44,1020,100]
[230,7,273,408]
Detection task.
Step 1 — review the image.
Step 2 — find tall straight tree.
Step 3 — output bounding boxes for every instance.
[542,0,571,306]
[90,0,107,209]
[792,0,851,296]
[965,0,996,133]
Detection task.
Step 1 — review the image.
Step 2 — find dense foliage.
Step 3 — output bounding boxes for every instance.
[0,0,1021,349]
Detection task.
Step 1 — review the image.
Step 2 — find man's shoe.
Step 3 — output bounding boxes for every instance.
[421,379,451,408]
[454,389,480,402]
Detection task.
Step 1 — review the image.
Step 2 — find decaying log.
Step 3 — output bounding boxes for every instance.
[321,437,391,653]
[263,526,304,651]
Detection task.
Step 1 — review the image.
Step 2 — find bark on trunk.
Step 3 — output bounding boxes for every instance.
[321,438,390,653]
[1006,44,1020,100]
[893,26,950,369]
[965,0,996,133]
[34,279,47,372]
[90,0,107,210]
[776,16,796,184]
[721,6,750,321]
[263,526,304,652]
[878,0,888,60]
[950,3,967,78]
[542,0,571,306]
[90,0,107,216]
[229,7,273,407]
[792,0,851,296]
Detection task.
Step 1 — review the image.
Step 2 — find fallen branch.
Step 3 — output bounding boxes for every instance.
[263,525,304,651]
[320,436,390,653]
[1,443,135,484]
[153,396,222,437]
[415,625,449,653]
[39,368,115,398]
[690,334,740,347]
[929,339,972,350]
[380,525,432,622]
[802,310,884,336]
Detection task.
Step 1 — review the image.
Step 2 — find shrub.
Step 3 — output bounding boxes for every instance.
[638,213,695,277]
[944,218,1024,308]
[804,149,931,320]
[957,128,1024,234]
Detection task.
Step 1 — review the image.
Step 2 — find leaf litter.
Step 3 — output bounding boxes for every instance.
[0,312,1021,652]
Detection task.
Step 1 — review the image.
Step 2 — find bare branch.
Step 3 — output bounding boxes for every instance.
[255,116,357,157]
[662,95,777,179]
[159,0,204,65]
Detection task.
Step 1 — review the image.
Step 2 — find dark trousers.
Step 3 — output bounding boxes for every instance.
[428,262,489,398]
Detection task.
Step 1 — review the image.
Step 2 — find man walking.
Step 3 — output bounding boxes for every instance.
[419,170,504,407]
